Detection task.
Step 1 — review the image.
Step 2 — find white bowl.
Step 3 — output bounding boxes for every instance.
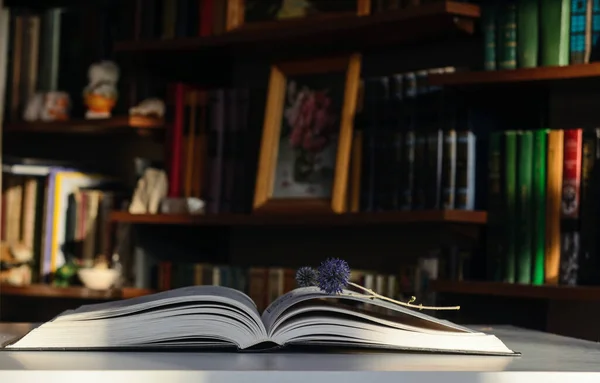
[78,268,120,290]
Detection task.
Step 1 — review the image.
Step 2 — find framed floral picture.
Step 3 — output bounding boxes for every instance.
[226,0,370,31]
[253,54,361,213]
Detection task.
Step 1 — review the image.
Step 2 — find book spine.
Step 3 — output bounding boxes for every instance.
[577,128,600,285]
[359,78,378,212]
[413,71,428,210]
[487,131,504,281]
[504,131,518,283]
[199,0,214,36]
[545,129,565,285]
[498,2,517,70]
[206,89,226,214]
[569,0,592,64]
[531,129,548,285]
[455,131,475,210]
[560,128,583,285]
[540,0,571,66]
[374,77,391,210]
[426,130,443,209]
[175,0,189,38]
[400,72,417,211]
[592,0,600,61]
[482,1,497,71]
[517,0,539,68]
[516,131,533,284]
[442,130,457,209]
[169,83,185,197]
[162,0,176,39]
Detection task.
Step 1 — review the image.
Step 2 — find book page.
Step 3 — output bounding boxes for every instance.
[262,287,475,334]
[56,286,259,320]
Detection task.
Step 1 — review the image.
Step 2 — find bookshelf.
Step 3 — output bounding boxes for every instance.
[4,116,165,135]
[428,63,600,86]
[114,2,480,55]
[109,210,488,226]
[430,280,600,302]
[0,284,153,300]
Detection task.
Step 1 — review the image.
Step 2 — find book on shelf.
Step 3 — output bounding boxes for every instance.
[3,285,517,356]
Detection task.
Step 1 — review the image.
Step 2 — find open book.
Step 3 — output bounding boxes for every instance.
[5,286,517,355]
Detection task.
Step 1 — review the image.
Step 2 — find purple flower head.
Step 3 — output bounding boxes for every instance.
[296,266,318,288]
[317,258,350,294]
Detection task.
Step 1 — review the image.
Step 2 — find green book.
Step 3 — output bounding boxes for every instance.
[531,129,548,285]
[517,0,539,68]
[516,131,533,284]
[487,132,504,281]
[482,2,498,70]
[540,0,570,66]
[504,131,518,283]
[498,2,518,70]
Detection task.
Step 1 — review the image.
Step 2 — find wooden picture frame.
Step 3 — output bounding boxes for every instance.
[226,0,371,31]
[253,54,361,214]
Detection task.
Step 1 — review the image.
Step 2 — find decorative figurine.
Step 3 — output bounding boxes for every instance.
[83,60,119,119]
[0,242,33,286]
[23,92,71,122]
[129,98,165,118]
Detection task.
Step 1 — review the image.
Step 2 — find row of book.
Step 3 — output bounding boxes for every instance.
[4,8,62,122]
[482,0,600,70]
[357,68,476,212]
[2,161,120,282]
[154,261,416,311]
[486,128,600,286]
[170,86,261,214]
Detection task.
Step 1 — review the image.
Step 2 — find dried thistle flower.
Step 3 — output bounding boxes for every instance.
[317,258,350,295]
[296,267,318,288]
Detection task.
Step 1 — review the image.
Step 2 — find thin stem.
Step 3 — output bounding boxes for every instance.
[348,282,460,311]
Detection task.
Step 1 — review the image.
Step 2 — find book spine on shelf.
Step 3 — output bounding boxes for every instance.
[531,129,548,285]
[498,2,517,70]
[545,129,564,285]
[400,72,417,211]
[517,0,539,68]
[199,0,214,36]
[577,128,600,285]
[503,131,518,283]
[540,0,571,66]
[482,1,497,71]
[516,131,533,284]
[559,128,582,285]
[442,130,457,210]
[455,131,475,210]
[389,73,405,211]
[486,131,504,282]
[168,83,185,197]
[569,0,592,64]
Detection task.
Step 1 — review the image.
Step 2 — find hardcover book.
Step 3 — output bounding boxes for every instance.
[3,286,517,356]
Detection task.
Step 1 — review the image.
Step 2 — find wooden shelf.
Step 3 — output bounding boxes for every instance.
[430,280,600,301]
[115,2,479,55]
[4,116,165,135]
[109,210,487,226]
[428,63,600,87]
[0,284,153,300]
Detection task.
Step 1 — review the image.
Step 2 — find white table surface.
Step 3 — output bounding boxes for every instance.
[1,323,600,383]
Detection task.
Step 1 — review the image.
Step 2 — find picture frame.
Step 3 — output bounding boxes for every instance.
[253,54,361,214]
[226,0,371,31]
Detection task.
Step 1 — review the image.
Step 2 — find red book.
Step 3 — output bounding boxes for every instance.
[199,0,214,37]
[561,128,583,219]
[169,83,185,197]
